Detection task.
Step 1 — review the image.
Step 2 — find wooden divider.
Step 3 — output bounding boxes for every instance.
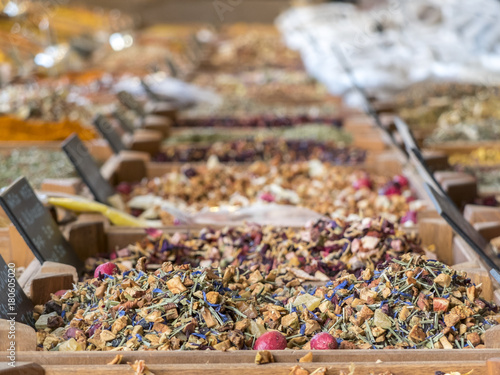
[465,206,500,225]
[2,361,490,375]
[0,349,498,374]
[6,226,34,269]
[0,362,43,375]
[426,141,500,156]
[125,129,164,156]
[142,115,172,138]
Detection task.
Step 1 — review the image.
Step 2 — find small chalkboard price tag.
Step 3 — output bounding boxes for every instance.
[93,114,127,154]
[62,134,116,204]
[113,110,135,134]
[117,91,146,118]
[0,255,34,327]
[141,80,161,102]
[425,183,500,275]
[0,177,83,272]
[165,57,178,78]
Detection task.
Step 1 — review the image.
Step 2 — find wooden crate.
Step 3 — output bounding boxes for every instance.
[9,203,495,306]
[1,222,497,372]
[426,141,500,156]
[98,147,408,186]
[3,160,500,372]
[2,227,500,372]
[33,146,441,259]
[4,140,480,300]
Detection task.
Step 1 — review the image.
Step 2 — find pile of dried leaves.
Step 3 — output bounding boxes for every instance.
[123,160,423,225]
[86,218,426,281]
[35,254,498,351]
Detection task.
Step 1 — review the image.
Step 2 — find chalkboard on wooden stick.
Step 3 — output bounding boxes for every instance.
[113,110,135,134]
[166,57,178,78]
[117,91,146,118]
[0,254,34,327]
[93,115,126,154]
[141,80,161,102]
[61,134,116,204]
[0,177,83,272]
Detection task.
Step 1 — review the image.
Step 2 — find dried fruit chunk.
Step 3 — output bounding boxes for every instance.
[58,338,83,351]
[166,276,187,294]
[433,297,450,312]
[434,273,452,288]
[299,352,313,362]
[255,350,275,364]
[293,294,322,312]
[128,359,156,375]
[408,326,426,343]
[107,354,123,365]
[282,312,299,329]
[289,365,310,375]
[374,309,392,329]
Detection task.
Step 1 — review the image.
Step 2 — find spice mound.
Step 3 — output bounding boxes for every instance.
[35,255,498,351]
[0,149,76,189]
[0,116,96,141]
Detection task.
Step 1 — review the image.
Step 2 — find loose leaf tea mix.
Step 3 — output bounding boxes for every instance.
[34,254,498,351]
[153,138,361,164]
[122,160,423,225]
[87,218,425,282]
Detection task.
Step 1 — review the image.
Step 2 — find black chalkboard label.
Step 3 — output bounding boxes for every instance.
[0,255,34,327]
[141,80,161,102]
[93,115,126,154]
[425,183,500,272]
[0,177,83,271]
[113,110,135,134]
[117,91,146,118]
[62,134,116,204]
[166,57,178,78]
